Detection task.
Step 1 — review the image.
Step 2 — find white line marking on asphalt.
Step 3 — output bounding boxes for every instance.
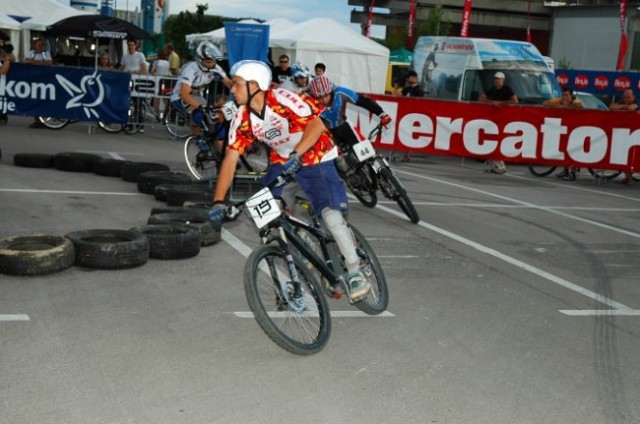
[0,315,30,322]
[0,189,141,196]
[559,310,640,316]
[234,311,395,318]
[358,181,640,316]
[221,230,396,319]
[375,200,640,212]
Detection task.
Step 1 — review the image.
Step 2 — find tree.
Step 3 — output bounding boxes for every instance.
[164,4,224,61]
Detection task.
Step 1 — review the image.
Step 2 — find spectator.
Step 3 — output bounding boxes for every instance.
[543,87,583,181]
[609,88,638,184]
[271,54,291,87]
[390,77,403,96]
[0,41,14,125]
[164,42,181,76]
[121,39,147,74]
[208,60,372,302]
[97,52,114,71]
[314,62,326,76]
[151,49,172,120]
[479,71,518,174]
[400,70,425,162]
[280,62,312,94]
[24,38,53,128]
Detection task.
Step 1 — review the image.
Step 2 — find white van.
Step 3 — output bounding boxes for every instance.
[411,36,561,104]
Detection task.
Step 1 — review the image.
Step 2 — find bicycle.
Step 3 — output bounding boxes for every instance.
[229,174,389,355]
[123,96,192,139]
[333,121,420,223]
[37,116,124,133]
[527,164,621,181]
[183,105,270,180]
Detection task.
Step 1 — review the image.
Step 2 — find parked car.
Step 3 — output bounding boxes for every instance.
[574,91,609,110]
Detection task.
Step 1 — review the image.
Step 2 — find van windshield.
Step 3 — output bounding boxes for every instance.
[461,70,561,105]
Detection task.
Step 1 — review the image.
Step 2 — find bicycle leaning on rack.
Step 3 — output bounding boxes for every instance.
[527,164,622,181]
[225,174,389,355]
[123,96,192,139]
[333,121,420,224]
[183,104,271,180]
[37,116,124,133]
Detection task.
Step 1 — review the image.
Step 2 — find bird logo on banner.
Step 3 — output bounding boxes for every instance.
[55,71,105,119]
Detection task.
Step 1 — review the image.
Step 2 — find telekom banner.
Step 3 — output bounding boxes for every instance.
[349,95,640,172]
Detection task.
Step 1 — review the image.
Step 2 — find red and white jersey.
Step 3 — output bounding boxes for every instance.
[228,88,337,165]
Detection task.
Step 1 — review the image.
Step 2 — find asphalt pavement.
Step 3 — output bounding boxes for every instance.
[1,115,639,424]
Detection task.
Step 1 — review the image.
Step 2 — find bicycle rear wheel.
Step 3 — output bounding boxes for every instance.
[348,224,389,315]
[38,117,70,130]
[527,164,556,177]
[123,100,143,135]
[165,103,192,139]
[244,244,331,355]
[184,136,218,181]
[587,168,622,181]
[241,142,270,173]
[97,122,124,133]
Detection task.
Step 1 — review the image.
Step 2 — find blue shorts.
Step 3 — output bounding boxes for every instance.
[171,100,204,127]
[263,161,348,213]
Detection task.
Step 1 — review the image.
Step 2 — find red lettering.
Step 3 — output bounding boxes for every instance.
[574,75,589,89]
[594,76,609,90]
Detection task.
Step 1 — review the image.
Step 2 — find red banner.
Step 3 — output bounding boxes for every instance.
[617,0,628,71]
[348,95,640,172]
[407,0,416,49]
[460,0,472,37]
[526,0,532,43]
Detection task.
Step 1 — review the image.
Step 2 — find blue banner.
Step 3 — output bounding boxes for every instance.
[224,23,270,68]
[555,69,640,97]
[0,63,130,123]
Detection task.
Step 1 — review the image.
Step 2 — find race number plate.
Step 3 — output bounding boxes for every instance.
[246,188,281,228]
[353,139,376,162]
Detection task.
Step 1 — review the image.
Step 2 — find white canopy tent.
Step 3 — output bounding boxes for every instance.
[185,18,389,93]
[0,0,90,60]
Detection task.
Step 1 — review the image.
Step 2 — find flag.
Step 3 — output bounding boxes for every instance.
[408,0,416,48]
[617,0,628,71]
[366,0,375,38]
[460,0,472,38]
[526,0,532,43]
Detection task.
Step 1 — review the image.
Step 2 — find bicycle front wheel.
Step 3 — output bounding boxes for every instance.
[97,122,123,133]
[378,165,419,224]
[184,136,218,181]
[338,166,377,208]
[527,164,556,177]
[348,224,389,315]
[587,168,622,181]
[165,103,192,139]
[123,100,143,134]
[38,116,70,130]
[244,244,331,355]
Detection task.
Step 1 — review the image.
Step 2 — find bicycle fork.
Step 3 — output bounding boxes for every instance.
[266,228,306,313]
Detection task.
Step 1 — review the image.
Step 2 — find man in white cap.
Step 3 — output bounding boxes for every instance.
[479,71,518,173]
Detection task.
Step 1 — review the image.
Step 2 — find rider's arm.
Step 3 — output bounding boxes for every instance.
[213,149,240,202]
[355,95,384,116]
[292,116,327,157]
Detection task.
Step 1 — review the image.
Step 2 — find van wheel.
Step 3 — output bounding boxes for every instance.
[65,229,149,269]
[0,234,75,276]
[130,225,201,259]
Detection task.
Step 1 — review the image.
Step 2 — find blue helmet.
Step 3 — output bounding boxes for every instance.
[291,62,311,79]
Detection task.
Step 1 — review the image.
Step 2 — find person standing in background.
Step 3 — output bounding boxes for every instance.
[271,54,291,87]
[151,49,172,120]
[314,62,326,77]
[165,42,180,76]
[121,39,147,74]
[609,88,639,185]
[400,71,425,161]
[0,40,14,125]
[24,38,53,128]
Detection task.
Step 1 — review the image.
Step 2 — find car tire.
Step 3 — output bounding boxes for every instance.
[121,162,171,183]
[129,225,201,259]
[65,229,150,269]
[13,153,55,168]
[93,158,127,177]
[0,234,75,276]
[147,212,221,246]
[137,170,193,194]
[54,152,103,172]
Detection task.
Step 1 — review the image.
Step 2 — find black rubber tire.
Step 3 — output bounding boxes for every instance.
[149,206,210,218]
[0,234,75,276]
[13,153,55,168]
[38,116,71,129]
[129,225,201,260]
[348,224,390,315]
[528,164,556,177]
[244,244,331,355]
[97,122,124,133]
[587,168,622,181]
[121,162,171,183]
[92,158,127,177]
[379,166,420,224]
[137,170,194,194]
[65,229,149,269]
[147,212,221,246]
[54,152,103,172]
[154,181,208,202]
[339,166,377,208]
[164,184,214,206]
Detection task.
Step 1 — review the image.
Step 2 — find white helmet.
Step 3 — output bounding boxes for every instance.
[195,41,222,72]
[230,60,272,91]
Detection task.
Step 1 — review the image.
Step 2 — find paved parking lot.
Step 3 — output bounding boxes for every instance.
[1,116,639,424]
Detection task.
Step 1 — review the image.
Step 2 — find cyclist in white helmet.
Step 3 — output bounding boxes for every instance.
[170,41,232,139]
[280,62,312,94]
[208,60,372,302]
